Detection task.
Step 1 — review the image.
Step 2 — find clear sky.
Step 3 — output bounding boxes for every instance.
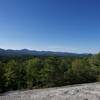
[0,0,100,53]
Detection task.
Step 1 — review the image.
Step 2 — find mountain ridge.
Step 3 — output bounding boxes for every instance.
[0,48,91,57]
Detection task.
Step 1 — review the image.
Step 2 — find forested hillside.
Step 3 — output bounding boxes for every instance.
[0,53,100,93]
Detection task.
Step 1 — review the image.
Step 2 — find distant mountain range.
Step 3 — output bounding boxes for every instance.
[0,48,91,57]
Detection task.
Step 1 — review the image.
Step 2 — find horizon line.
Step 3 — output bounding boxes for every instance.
[0,48,96,54]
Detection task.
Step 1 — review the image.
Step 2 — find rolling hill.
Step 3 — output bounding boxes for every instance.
[0,48,91,57]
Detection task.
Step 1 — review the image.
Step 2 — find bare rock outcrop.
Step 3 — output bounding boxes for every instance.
[0,83,100,100]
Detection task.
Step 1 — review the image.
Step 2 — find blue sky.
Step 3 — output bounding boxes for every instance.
[0,0,100,53]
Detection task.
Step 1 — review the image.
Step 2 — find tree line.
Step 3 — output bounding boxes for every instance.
[0,53,100,93]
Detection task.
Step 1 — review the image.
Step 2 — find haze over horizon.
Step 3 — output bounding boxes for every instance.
[0,0,100,53]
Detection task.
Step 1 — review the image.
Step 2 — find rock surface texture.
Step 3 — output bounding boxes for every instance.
[0,83,100,100]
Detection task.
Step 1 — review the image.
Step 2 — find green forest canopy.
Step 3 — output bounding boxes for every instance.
[0,53,100,93]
